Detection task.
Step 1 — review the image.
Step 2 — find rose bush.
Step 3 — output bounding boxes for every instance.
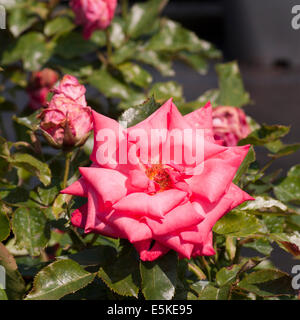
[0,0,299,301]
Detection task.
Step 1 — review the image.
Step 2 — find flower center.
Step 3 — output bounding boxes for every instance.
[145,164,173,192]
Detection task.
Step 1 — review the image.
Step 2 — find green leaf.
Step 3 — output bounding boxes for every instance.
[140,250,178,300]
[88,67,140,101]
[54,32,98,59]
[239,124,290,146]
[270,233,300,257]
[25,259,95,300]
[135,49,174,76]
[213,210,264,237]
[147,19,221,57]
[52,193,72,219]
[8,153,51,186]
[36,185,59,206]
[9,8,38,37]
[51,56,93,78]
[238,269,294,297]
[69,245,117,268]
[195,89,220,107]
[0,243,26,300]
[274,165,300,205]
[0,289,8,300]
[12,207,50,256]
[216,265,241,287]
[216,61,250,108]
[178,52,208,74]
[266,140,300,158]
[119,96,160,128]
[2,32,51,71]
[111,40,138,65]
[118,62,152,88]
[198,284,230,300]
[13,110,41,131]
[243,238,273,256]
[0,186,29,205]
[98,244,140,298]
[90,30,106,47]
[126,0,169,39]
[0,207,10,242]
[239,196,289,215]
[44,16,75,37]
[149,81,183,103]
[233,146,255,184]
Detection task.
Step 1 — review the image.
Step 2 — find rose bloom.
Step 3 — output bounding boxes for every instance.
[39,75,93,149]
[70,0,118,39]
[62,99,253,261]
[212,106,251,146]
[27,68,59,110]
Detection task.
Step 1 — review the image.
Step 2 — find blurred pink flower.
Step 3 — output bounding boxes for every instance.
[70,0,118,39]
[27,68,59,110]
[39,75,93,149]
[212,106,251,146]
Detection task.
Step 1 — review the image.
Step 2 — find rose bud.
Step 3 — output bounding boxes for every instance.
[62,99,254,261]
[27,68,59,110]
[70,0,118,39]
[212,106,251,146]
[39,75,93,150]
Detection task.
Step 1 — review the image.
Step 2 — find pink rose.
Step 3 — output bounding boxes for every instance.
[62,99,253,261]
[27,68,59,110]
[70,0,118,39]
[39,75,93,149]
[212,106,251,146]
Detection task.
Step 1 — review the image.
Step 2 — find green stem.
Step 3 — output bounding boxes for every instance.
[233,240,241,264]
[88,234,100,247]
[68,226,86,251]
[121,0,128,19]
[105,28,112,61]
[244,158,276,188]
[188,262,206,280]
[63,152,72,189]
[200,256,212,282]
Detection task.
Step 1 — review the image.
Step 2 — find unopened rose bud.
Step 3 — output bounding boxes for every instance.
[39,75,93,150]
[70,0,117,39]
[27,68,59,110]
[212,106,251,146]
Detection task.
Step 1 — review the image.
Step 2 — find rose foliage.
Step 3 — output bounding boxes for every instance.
[0,0,299,301]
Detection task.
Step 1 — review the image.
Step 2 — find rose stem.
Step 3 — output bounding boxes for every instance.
[188,262,207,280]
[105,28,112,61]
[63,151,72,189]
[121,0,128,19]
[200,256,212,282]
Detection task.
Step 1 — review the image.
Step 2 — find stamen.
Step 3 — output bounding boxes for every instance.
[145,164,173,192]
